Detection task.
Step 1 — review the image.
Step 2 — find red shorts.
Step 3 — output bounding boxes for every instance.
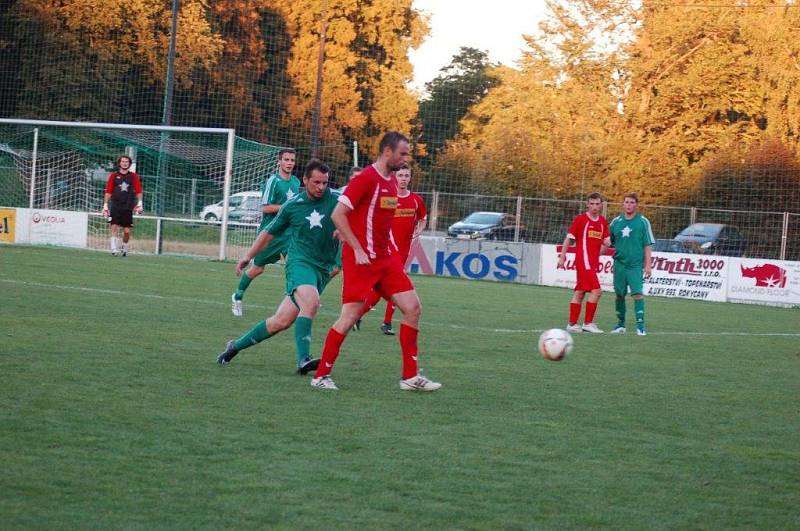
[342,250,414,304]
[575,268,600,291]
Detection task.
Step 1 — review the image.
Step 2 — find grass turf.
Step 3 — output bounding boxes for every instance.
[1,245,798,529]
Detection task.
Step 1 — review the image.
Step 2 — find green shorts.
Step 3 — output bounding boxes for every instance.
[285,260,332,299]
[253,233,290,267]
[613,262,644,296]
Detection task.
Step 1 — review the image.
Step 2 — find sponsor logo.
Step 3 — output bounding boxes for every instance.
[739,263,787,288]
[31,212,66,224]
[394,208,416,218]
[406,240,518,281]
[587,229,603,239]
[380,196,397,209]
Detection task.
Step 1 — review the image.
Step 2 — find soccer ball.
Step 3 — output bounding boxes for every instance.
[538,328,574,361]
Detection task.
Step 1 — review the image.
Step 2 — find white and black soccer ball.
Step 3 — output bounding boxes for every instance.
[538,328,574,361]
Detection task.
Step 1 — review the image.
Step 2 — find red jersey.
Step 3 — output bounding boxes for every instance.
[567,213,609,271]
[339,164,398,260]
[390,192,427,259]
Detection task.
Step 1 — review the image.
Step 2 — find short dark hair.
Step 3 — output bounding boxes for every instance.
[624,192,639,203]
[304,158,330,178]
[587,192,602,201]
[378,131,410,153]
[278,148,296,159]
[117,155,132,165]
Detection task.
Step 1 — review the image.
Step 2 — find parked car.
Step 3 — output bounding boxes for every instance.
[227,196,263,224]
[447,212,521,241]
[198,191,260,222]
[652,239,692,254]
[673,223,747,256]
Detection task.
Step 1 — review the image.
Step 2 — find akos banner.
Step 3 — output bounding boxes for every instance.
[14,208,88,248]
[539,244,728,302]
[727,258,800,307]
[406,236,538,283]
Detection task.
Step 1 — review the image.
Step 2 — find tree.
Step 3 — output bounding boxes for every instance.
[416,47,499,170]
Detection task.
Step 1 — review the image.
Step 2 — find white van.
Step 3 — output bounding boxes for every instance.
[199,191,260,222]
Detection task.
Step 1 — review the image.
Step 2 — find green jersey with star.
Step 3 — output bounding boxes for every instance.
[265,188,341,271]
[258,173,301,232]
[609,212,655,267]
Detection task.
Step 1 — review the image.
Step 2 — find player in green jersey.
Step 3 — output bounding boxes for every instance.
[231,148,301,317]
[608,192,655,336]
[217,159,341,374]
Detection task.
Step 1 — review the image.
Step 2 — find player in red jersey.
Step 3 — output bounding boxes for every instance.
[102,155,143,256]
[310,132,441,391]
[557,192,611,333]
[356,164,427,335]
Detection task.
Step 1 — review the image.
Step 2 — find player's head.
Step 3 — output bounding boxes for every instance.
[117,155,132,171]
[277,148,296,175]
[586,191,603,215]
[349,166,362,181]
[303,159,330,199]
[396,164,412,191]
[623,192,639,215]
[378,131,410,171]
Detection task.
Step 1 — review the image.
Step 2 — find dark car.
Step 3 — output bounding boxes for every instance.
[673,223,747,256]
[447,212,521,241]
[652,239,692,254]
[228,196,262,224]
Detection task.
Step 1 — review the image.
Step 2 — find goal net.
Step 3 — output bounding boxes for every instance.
[0,119,283,259]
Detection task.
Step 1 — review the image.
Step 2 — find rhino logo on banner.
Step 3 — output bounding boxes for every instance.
[740,263,787,288]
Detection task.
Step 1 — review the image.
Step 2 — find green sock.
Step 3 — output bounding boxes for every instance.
[634,298,645,330]
[615,296,626,327]
[234,274,253,300]
[294,316,313,366]
[234,320,270,351]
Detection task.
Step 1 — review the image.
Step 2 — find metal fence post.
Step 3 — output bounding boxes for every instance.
[28,127,39,208]
[690,206,697,225]
[514,195,522,242]
[430,190,439,233]
[780,211,789,261]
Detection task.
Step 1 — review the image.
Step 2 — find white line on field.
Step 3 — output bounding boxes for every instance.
[3,278,799,337]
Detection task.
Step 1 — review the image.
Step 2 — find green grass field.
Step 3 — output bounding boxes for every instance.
[1,246,798,529]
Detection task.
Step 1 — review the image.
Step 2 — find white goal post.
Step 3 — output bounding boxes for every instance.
[0,118,239,259]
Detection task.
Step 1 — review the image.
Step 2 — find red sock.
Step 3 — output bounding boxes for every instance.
[398,323,419,380]
[383,302,395,325]
[314,328,346,378]
[585,302,597,324]
[569,302,581,325]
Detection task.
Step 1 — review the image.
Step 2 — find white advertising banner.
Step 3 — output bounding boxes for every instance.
[727,258,800,307]
[539,244,729,302]
[405,236,539,284]
[14,208,88,248]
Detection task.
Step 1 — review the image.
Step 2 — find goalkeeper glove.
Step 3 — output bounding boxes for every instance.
[134,201,143,215]
[102,203,110,217]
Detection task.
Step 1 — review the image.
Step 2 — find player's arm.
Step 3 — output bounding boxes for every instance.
[102,175,113,216]
[643,244,652,278]
[262,203,281,215]
[412,217,427,239]
[133,174,144,214]
[236,231,275,275]
[557,235,574,269]
[331,202,370,265]
[599,236,612,256]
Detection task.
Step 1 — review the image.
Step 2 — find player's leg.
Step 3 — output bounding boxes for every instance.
[568,290,585,332]
[311,257,381,388]
[392,289,441,391]
[121,226,131,256]
[381,302,396,335]
[353,289,383,331]
[611,263,628,333]
[583,287,602,330]
[629,268,646,335]
[291,281,323,373]
[232,236,286,314]
[109,223,119,255]
[217,296,299,365]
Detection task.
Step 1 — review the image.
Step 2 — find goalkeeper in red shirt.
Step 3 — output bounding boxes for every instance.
[102,155,143,256]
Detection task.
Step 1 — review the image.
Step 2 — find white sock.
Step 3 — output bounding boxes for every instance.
[110,237,118,252]
[122,242,128,252]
